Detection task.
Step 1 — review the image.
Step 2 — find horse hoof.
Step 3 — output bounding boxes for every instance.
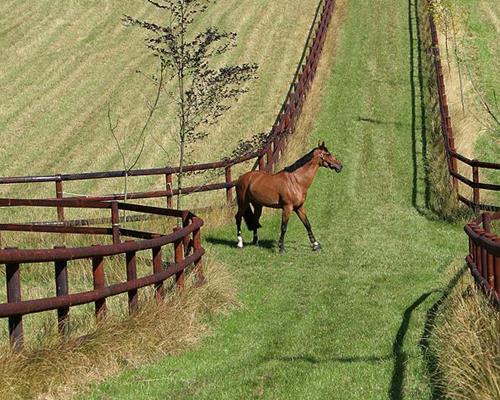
[279,247,286,254]
[312,242,321,251]
[253,238,259,246]
[237,236,243,248]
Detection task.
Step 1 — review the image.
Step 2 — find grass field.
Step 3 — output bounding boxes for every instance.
[0,0,319,205]
[77,0,475,398]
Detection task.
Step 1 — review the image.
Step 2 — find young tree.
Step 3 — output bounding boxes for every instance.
[124,0,258,210]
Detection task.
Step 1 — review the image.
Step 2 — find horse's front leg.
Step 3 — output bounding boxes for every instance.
[295,205,321,251]
[279,205,292,254]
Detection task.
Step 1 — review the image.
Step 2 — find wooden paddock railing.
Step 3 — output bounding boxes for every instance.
[0,0,336,217]
[0,199,204,350]
[464,213,500,309]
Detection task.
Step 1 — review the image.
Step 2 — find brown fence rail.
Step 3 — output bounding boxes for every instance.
[464,213,500,309]
[0,0,336,215]
[0,199,205,350]
[425,4,500,212]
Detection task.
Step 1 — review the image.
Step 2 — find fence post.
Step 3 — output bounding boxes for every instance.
[225,165,233,205]
[173,227,184,294]
[152,246,165,303]
[482,213,492,232]
[266,145,273,172]
[6,248,23,350]
[258,155,265,171]
[54,246,69,336]
[181,211,191,256]
[192,216,205,286]
[165,172,173,208]
[484,233,495,291]
[55,177,65,222]
[472,162,480,210]
[473,227,484,275]
[494,237,500,298]
[447,127,458,190]
[111,202,120,244]
[126,246,138,315]
[92,254,107,321]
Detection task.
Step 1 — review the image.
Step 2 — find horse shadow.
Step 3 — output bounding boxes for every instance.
[205,236,277,251]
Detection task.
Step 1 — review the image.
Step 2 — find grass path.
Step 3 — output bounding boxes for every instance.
[83,0,467,398]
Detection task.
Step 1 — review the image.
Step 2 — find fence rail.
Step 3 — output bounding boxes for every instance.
[0,0,336,216]
[464,213,500,309]
[426,4,500,212]
[0,199,205,350]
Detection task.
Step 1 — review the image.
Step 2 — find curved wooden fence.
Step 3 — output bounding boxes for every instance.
[464,213,500,309]
[0,0,336,216]
[0,199,204,350]
[425,4,500,212]
[0,0,336,350]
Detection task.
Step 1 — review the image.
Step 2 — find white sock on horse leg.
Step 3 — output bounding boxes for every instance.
[237,236,243,248]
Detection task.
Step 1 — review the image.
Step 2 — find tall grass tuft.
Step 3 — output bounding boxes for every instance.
[431,272,500,400]
[0,254,238,400]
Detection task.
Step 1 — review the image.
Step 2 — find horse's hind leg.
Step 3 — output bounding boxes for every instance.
[278,205,293,254]
[235,208,244,248]
[252,204,262,245]
[295,205,320,251]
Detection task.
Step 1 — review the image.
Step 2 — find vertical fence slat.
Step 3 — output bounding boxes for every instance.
[495,237,500,297]
[6,248,23,350]
[173,227,185,294]
[225,166,233,205]
[182,212,190,255]
[472,163,480,209]
[193,217,205,286]
[126,247,138,315]
[165,173,173,208]
[152,246,165,303]
[55,178,65,222]
[111,202,120,244]
[92,255,106,321]
[54,246,69,336]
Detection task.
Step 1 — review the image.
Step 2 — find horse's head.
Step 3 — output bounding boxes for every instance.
[316,141,343,173]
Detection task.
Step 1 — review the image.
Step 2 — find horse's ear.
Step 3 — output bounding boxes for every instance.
[321,141,325,148]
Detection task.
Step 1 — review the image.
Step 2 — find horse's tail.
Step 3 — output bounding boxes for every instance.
[243,205,262,231]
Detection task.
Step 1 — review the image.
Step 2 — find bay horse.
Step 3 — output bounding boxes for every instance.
[235,141,343,253]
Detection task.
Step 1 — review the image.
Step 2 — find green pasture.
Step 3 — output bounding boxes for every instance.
[81,0,469,398]
[0,0,319,209]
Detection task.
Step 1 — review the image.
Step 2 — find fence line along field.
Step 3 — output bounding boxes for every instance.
[0,0,319,204]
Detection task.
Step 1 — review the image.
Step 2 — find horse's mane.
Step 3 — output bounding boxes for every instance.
[283,149,315,173]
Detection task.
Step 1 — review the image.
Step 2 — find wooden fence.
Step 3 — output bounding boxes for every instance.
[464,212,500,309]
[0,199,204,350]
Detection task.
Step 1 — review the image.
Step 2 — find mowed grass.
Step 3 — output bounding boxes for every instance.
[0,0,319,206]
[81,0,469,398]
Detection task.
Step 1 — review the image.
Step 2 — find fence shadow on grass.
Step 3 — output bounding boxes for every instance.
[419,265,467,400]
[389,290,437,400]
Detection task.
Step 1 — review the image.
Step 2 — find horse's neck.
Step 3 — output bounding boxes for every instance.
[291,159,319,191]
